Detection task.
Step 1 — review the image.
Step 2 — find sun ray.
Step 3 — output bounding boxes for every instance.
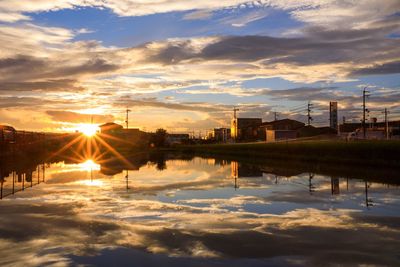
[46,134,84,161]
[97,132,134,145]
[93,135,135,168]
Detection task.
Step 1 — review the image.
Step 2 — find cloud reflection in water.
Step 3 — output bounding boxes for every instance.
[0,157,399,267]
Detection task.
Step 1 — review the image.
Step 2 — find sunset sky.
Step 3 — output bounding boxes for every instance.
[0,0,399,133]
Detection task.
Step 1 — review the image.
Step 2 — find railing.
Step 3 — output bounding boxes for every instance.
[0,163,46,199]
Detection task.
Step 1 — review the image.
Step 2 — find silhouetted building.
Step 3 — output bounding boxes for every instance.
[211,128,231,142]
[266,130,297,142]
[99,122,146,145]
[166,134,189,145]
[262,119,305,131]
[0,125,16,144]
[231,118,262,141]
[99,122,123,133]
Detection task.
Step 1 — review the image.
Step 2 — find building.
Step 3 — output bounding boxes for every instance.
[262,119,305,131]
[166,134,190,145]
[261,119,304,142]
[231,118,262,141]
[99,122,123,134]
[266,130,297,142]
[262,119,339,141]
[211,128,231,143]
[99,122,145,145]
[340,120,400,140]
[0,125,16,144]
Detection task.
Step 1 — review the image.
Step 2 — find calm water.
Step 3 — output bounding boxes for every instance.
[0,155,399,266]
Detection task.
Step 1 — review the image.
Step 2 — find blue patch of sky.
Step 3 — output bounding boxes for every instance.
[242,77,309,90]
[158,90,245,105]
[29,6,301,47]
[243,74,400,92]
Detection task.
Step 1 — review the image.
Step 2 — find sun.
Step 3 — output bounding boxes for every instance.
[78,124,99,137]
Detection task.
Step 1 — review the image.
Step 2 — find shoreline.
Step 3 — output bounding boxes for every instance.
[160,140,400,168]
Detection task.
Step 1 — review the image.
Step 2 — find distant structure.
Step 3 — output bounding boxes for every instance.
[329,101,338,130]
[228,116,339,143]
[339,120,400,140]
[166,133,189,145]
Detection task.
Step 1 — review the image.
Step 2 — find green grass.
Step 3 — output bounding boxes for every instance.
[164,140,400,167]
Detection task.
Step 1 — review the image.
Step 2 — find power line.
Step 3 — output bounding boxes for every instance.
[290,106,307,112]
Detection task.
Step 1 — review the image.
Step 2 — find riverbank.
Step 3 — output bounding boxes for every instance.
[162,140,400,168]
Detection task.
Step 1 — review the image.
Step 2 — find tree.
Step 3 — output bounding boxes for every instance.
[151,128,167,147]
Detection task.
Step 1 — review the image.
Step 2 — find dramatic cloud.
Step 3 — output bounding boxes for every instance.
[0,79,83,92]
[116,97,226,113]
[350,61,400,76]
[1,0,399,30]
[0,1,399,131]
[143,28,400,68]
[0,1,251,22]
[46,110,114,123]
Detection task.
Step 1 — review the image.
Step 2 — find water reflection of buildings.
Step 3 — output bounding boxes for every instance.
[231,161,264,190]
[229,161,395,209]
[309,173,316,194]
[0,163,46,199]
[331,177,340,195]
[231,161,263,178]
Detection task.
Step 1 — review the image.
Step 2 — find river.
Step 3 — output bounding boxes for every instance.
[0,154,399,266]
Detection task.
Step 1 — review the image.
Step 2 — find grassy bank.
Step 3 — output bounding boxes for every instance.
[164,140,400,168]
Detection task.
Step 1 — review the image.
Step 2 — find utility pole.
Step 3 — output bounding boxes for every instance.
[233,107,239,119]
[125,108,131,129]
[307,101,313,126]
[362,86,370,139]
[384,108,389,140]
[274,111,278,121]
[125,170,129,191]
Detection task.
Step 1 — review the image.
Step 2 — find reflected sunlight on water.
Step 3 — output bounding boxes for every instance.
[79,179,104,187]
[79,159,101,172]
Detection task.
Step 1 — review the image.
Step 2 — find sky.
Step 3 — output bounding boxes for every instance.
[0,0,399,133]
